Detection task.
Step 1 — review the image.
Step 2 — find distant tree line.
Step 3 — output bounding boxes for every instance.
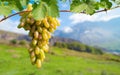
[10,39,27,46]
[54,42,103,55]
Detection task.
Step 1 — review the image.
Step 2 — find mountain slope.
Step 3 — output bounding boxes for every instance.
[54,17,120,52]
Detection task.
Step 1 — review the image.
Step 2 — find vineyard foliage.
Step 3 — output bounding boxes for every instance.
[0,0,120,19]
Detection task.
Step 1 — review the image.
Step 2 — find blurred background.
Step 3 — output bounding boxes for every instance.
[0,1,120,75]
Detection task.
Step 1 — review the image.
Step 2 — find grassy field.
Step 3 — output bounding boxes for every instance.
[0,44,120,75]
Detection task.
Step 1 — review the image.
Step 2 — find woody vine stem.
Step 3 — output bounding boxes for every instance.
[0,5,120,23]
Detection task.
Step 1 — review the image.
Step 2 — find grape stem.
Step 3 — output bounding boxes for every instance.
[0,5,120,23]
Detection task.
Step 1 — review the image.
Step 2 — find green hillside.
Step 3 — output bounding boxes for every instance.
[0,44,120,75]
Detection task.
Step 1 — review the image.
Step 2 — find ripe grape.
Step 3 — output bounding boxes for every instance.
[18,4,60,68]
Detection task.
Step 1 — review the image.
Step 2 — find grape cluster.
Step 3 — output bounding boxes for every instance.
[18,4,60,68]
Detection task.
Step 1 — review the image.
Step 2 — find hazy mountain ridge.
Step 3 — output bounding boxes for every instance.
[0,30,79,44]
[0,30,106,55]
[0,30,31,42]
[54,17,120,54]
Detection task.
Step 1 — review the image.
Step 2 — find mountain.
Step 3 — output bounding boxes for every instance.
[0,30,82,48]
[0,30,107,55]
[54,17,120,54]
[0,30,79,43]
[0,30,31,43]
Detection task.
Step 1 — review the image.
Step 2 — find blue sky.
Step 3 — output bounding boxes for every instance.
[0,1,120,34]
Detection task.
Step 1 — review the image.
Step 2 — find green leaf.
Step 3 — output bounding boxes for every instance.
[70,0,97,15]
[112,0,120,5]
[86,5,95,15]
[0,6,12,16]
[0,0,29,16]
[1,0,25,11]
[100,0,112,9]
[32,0,59,20]
[43,0,59,17]
[71,3,87,13]
[32,2,47,20]
[20,0,29,8]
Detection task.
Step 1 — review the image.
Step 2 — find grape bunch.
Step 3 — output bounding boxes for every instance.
[18,4,60,68]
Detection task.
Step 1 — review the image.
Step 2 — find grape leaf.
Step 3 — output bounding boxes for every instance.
[32,2,47,20]
[34,0,40,3]
[86,5,95,15]
[0,6,12,16]
[0,0,1,5]
[20,0,29,8]
[1,0,23,10]
[112,0,120,5]
[0,0,29,16]
[44,0,59,17]
[1,0,28,10]
[70,0,98,15]
[32,0,59,20]
[71,3,87,13]
[100,0,112,9]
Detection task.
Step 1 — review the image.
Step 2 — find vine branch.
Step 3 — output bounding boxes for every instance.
[60,6,120,13]
[0,11,30,22]
[0,6,120,22]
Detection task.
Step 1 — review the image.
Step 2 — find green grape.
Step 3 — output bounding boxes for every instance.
[52,18,60,26]
[24,24,31,30]
[55,18,60,26]
[28,13,33,18]
[50,23,57,29]
[18,4,60,68]
[28,48,33,53]
[30,18,35,25]
[42,32,48,40]
[38,34,42,40]
[36,19,41,26]
[38,41,43,48]
[31,39,37,46]
[42,40,49,46]
[26,18,31,24]
[48,27,55,32]
[36,59,41,68]
[42,27,47,33]
[34,31,39,39]
[30,56,36,65]
[39,49,45,61]
[31,25,36,34]
[43,18,50,28]
[35,46,40,55]
[46,31,51,39]
[30,51,35,58]
[37,26,42,33]
[42,44,49,53]
[17,22,25,28]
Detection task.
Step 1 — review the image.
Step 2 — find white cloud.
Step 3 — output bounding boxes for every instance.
[0,19,28,34]
[63,27,73,33]
[69,8,120,24]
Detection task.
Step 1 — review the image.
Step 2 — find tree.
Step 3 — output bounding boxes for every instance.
[19,40,27,46]
[10,39,17,45]
[0,0,120,68]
